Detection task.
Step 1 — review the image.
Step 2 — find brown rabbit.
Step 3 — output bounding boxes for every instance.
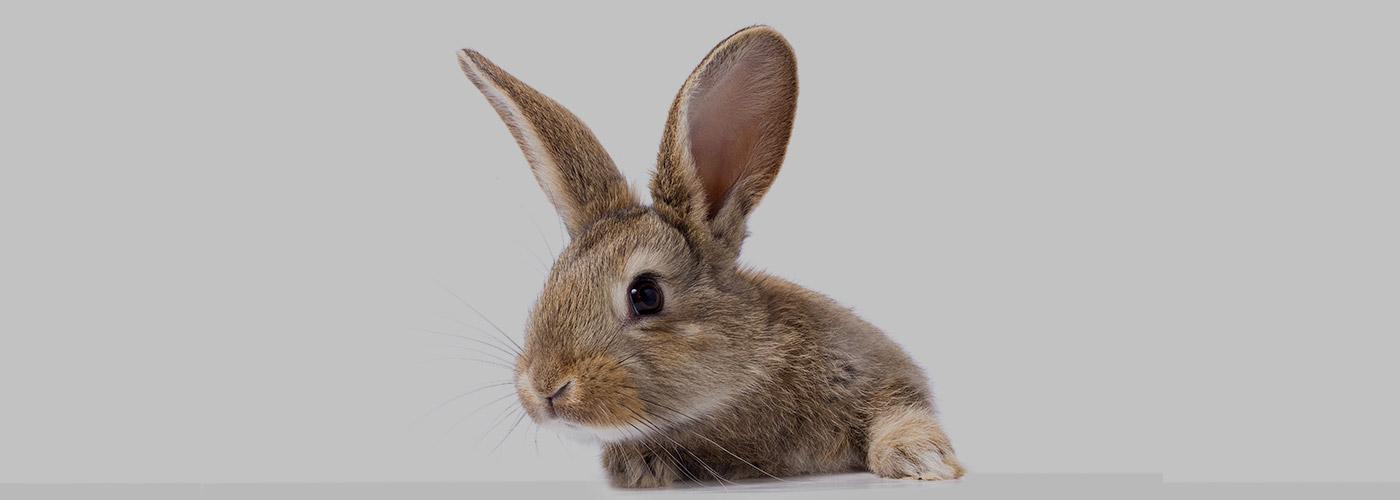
[456,25,964,488]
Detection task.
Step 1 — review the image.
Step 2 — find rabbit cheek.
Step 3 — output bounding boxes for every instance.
[554,354,644,430]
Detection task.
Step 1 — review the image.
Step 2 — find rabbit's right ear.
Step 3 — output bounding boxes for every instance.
[458,50,636,238]
[650,27,798,261]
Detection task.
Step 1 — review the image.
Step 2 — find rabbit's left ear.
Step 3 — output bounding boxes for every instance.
[650,26,798,259]
[458,49,636,238]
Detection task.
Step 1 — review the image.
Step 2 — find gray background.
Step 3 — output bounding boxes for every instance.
[2,0,1396,485]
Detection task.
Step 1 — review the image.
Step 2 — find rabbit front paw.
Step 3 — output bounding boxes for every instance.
[602,443,679,488]
[866,406,966,481]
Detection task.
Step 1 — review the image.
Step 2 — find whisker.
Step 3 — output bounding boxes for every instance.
[528,213,555,258]
[474,406,521,445]
[446,324,523,363]
[413,327,520,359]
[619,428,656,478]
[635,395,685,417]
[441,345,515,366]
[621,423,662,477]
[637,398,785,482]
[625,407,733,488]
[620,425,682,484]
[554,431,568,454]
[446,392,517,434]
[446,318,523,357]
[625,423,702,485]
[434,356,514,371]
[532,422,541,456]
[646,433,705,485]
[521,244,550,276]
[688,427,783,482]
[613,349,644,369]
[599,331,624,358]
[491,411,529,453]
[415,381,514,422]
[437,281,526,355]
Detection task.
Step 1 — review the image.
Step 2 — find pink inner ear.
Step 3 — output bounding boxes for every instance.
[686,54,771,219]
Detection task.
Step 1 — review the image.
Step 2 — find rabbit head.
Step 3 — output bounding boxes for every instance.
[457,26,797,442]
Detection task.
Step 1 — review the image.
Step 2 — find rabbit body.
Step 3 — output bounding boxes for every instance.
[456,26,963,487]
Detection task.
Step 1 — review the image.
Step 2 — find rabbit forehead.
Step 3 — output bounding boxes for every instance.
[555,209,691,284]
[526,211,690,344]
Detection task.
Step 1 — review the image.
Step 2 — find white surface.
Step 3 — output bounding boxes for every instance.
[7,475,1400,500]
[2,0,1398,485]
[0,475,1163,500]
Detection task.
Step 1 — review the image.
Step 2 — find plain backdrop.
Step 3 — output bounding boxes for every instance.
[2,0,1396,485]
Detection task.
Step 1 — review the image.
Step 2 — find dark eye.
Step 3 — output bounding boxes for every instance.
[628,276,664,316]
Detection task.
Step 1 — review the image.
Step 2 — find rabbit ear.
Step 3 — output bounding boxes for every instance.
[651,26,798,259]
[458,49,636,238]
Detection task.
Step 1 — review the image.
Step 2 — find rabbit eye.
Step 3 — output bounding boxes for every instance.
[627,276,664,316]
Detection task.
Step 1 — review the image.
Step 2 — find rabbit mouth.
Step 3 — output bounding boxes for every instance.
[528,393,655,443]
[544,418,647,443]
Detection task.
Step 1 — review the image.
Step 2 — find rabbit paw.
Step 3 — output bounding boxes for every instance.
[866,406,966,481]
[602,443,678,488]
[869,445,964,481]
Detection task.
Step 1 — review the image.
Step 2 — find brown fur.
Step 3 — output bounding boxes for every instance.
[457,49,636,237]
[457,26,963,488]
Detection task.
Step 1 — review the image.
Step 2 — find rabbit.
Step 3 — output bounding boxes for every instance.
[455,25,964,488]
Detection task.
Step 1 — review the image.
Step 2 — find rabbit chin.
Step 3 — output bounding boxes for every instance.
[544,418,648,444]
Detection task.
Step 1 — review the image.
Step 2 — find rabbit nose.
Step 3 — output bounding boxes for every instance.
[543,380,573,414]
